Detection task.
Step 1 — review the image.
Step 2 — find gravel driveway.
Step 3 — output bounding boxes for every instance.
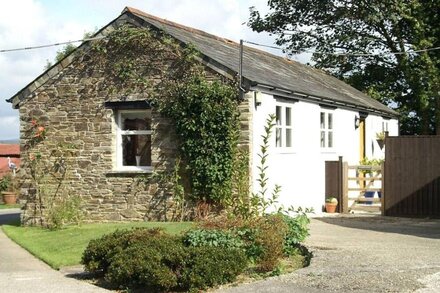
[218,215,440,293]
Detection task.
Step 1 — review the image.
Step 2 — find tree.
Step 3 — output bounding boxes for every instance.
[249,0,439,134]
[44,44,77,70]
[44,29,96,70]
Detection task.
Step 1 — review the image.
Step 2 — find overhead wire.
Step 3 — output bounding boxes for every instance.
[242,40,440,57]
[1,35,438,57]
[0,36,106,53]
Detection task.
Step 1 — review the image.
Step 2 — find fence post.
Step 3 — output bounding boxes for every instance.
[337,156,343,213]
[381,161,385,215]
[342,161,349,213]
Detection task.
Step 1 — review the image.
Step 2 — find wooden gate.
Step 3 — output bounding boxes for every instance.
[325,158,384,214]
[342,163,384,213]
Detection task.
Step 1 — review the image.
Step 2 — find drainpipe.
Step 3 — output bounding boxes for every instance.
[238,39,247,94]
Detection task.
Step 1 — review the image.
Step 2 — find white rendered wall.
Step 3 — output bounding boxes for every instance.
[250,91,398,213]
[365,115,399,159]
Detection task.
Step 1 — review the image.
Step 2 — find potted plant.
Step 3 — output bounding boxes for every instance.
[1,174,18,205]
[325,197,338,213]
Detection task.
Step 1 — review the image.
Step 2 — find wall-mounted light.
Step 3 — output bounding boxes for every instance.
[254,92,262,108]
[354,116,360,129]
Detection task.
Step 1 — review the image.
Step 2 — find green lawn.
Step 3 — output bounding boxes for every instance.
[0,204,21,209]
[2,222,193,269]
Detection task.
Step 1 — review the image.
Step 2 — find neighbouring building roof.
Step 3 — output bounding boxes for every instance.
[0,144,20,157]
[6,7,398,118]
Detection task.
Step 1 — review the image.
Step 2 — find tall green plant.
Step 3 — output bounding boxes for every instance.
[226,148,251,217]
[225,114,282,219]
[254,114,281,215]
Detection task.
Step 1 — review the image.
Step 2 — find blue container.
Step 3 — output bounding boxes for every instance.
[364,191,375,205]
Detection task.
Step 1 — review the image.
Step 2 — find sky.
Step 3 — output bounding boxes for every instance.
[0,0,309,141]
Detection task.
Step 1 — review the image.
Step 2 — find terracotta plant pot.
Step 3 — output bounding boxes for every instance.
[1,191,17,205]
[325,203,337,213]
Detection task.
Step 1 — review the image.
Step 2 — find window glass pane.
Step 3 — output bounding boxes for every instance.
[328,131,333,148]
[121,112,151,130]
[276,106,282,126]
[286,129,292,147]
[285,107,291,126]
[320,112,325,129]
[320,131,325,148]
[328,113,333,130]
[276,127,282,147]
[122,134,151,166]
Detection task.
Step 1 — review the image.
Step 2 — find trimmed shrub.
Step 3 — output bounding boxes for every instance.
[81,228,166,274]
[82,227,248,291]
[105,237,186,291]
[181,246,248,290]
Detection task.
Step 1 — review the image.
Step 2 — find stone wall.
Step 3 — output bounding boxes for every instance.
[18,25,252,225]
[18,77,181,224]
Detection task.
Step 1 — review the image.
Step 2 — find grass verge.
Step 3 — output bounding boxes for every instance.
[2,222,193,269]
[0,204,21,209]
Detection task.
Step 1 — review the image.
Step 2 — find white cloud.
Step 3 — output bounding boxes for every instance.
[0,0,90,140]
[0,116,19,140]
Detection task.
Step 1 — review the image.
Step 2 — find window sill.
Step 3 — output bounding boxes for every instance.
[275,148,297,154]
[320,149,337,154]
[106,169,153,176]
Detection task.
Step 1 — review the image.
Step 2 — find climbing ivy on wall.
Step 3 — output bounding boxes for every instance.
[91,25,240,205]
[161,74,240,203]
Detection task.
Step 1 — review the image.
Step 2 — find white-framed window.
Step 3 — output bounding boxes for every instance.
[116,110,152,171]
[320,111,334,148]
[275,104,293,148]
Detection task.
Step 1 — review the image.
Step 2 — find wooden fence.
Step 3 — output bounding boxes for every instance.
[384,136,440,218]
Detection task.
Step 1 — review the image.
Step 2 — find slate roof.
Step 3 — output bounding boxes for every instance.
[125,7,397,117]
[7,7,397,117]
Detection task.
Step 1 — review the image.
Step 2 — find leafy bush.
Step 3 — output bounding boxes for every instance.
[0,174,11,192]
[181,246,247,290]
[199,214,288,272]
[252,214,287,271]
[282,214,310,256]
[183,229,243,249]
[234,226,263,261]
